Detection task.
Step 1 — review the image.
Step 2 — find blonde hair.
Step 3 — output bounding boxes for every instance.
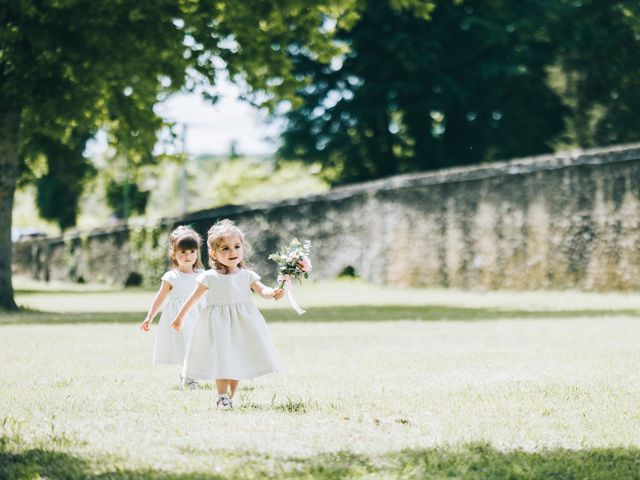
[168,225,204,271]
[207,219,249,273]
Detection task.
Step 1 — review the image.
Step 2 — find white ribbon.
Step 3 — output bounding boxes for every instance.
[278,275,306,315]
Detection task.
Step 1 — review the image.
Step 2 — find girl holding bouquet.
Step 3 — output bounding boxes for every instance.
[269,238,312,315]
[171,219,284,410]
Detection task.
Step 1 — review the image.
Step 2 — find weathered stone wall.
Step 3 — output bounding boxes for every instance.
[13,143,640,290]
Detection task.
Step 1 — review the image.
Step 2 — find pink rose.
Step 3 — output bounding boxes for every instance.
[298,257,312,272]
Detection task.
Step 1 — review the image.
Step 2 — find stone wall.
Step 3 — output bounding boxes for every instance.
[13,143,640,290]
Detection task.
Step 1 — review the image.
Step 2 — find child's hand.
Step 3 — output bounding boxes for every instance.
[273,288,285,300]
[140,318,152,332]
[171,318,183,332]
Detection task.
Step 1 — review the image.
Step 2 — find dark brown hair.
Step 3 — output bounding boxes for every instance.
[169,226,204,271]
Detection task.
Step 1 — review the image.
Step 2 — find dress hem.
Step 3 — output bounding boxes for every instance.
[183,367,282,382]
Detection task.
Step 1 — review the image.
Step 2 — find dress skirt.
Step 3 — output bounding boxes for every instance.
[153,297,197,365]
[183,302,282,380]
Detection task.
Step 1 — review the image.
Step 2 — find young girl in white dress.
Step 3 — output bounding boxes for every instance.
[140,226,205,389]
[171,219,284,409]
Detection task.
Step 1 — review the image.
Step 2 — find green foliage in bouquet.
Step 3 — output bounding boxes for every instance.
[268,238,313,289]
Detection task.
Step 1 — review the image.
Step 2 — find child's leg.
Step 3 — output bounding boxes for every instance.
[228,379,239,398]
[215,379,229,396]
[215,379,235,409]
[216,379,239,397]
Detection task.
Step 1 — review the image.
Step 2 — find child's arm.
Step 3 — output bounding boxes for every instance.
[171,283,208,332]
[251,280,285,300]
[140,281,172,331]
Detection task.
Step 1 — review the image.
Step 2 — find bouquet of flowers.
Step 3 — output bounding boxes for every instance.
[268,238,312,314]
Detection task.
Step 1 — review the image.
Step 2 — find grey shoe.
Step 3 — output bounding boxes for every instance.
[181,376,200,391]
[216,395,232,410]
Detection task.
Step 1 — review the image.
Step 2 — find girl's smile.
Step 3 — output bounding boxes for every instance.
[211,235,244,273]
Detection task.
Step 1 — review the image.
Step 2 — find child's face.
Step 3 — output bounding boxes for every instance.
[211,234,244,271]
[174,248,198,271]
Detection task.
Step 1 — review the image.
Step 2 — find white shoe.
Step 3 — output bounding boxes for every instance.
[181,376,200,391]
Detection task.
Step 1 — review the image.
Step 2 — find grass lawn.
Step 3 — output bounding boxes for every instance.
[1,279,639,479]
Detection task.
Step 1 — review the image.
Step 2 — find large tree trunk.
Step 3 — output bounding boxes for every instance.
[0,110,20,311]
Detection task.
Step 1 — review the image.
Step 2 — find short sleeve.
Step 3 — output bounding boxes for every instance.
[195,272,209,288]
[246,269,261,285]
[160,270,176,286]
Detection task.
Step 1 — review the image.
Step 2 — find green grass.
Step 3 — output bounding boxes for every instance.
[2,443,640,479]
[1,280,639,478]
[1,305,637,326]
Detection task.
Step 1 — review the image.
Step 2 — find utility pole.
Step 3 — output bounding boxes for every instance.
[177,121,211,216]
[179,124,188,216]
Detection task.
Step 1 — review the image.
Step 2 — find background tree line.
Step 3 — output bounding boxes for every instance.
[0,0,362,310]
[278,0,640,184]
[2,0,639,310]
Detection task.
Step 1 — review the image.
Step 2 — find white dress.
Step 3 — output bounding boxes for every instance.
[153,269,203,365]
[183,269,282,380]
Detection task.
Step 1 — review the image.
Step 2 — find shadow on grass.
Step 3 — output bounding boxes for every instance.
[263,305,640,323]
[1,440,639,479]
[0,305,638,326]
[15,287,134,295]
[0,310,143,325]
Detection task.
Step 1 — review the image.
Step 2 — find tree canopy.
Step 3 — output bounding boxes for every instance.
[0,0,363,310]
[277,0,640,185]
[550,1,640,148]
[4,0,639,310]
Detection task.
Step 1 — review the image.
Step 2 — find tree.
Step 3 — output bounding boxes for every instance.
[105,178,150,220]
[0,0,359,311]
[21,128,95,231]
[550,1,640,148]
[279,0,569,184]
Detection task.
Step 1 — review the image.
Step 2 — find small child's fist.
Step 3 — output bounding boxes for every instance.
[171,319,182,332]
[273,288,285,300]
[140,319,151,332]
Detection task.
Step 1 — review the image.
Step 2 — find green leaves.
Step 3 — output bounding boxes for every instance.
[276,0,640,185]
[551,0,640,148]
[278,0,567,184]
[0,0,357,308]
[2,0,365,228]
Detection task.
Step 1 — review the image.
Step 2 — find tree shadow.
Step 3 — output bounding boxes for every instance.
[1,305,638,325]
[1,440,638,479]
[262,305,640,323]
[0,310,142,325]
[0,445,91,480]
